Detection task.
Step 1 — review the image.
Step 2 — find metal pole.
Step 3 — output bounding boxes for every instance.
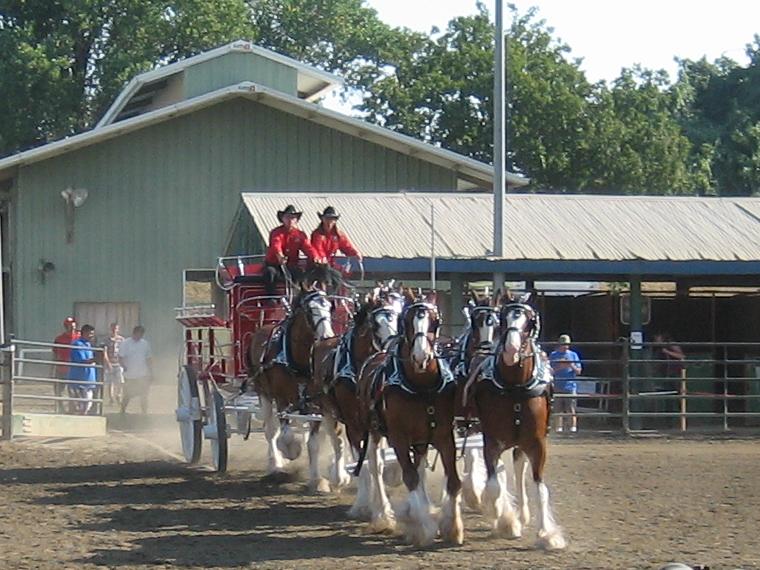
[430,203,436,290]
[1,344,15,440]
[493,0,506,283]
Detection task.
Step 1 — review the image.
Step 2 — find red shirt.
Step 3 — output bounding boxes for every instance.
[53,331,80,378]
[310,227,359,267]
[265,226,318,266]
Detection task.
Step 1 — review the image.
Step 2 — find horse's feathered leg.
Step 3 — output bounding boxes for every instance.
[261,393,285,475]
[482,433,521,538]
[527,439,566,550]
[367,436,396,533]
[325,415,351,489]
[514,447,531,526]
[437,430,464,545]
[396,443,437,546]
[306,420,330,493]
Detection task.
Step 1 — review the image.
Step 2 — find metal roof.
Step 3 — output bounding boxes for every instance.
[97,40,343,127]
[0,82,526,190]
[240,192,760,263]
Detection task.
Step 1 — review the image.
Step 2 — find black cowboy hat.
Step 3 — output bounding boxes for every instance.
[317,206,340,220]
[277,204,303,222]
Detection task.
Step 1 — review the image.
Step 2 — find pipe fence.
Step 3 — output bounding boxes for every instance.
[1,339,105,440]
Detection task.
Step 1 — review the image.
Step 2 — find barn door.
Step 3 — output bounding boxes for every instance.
[73,302,140,344]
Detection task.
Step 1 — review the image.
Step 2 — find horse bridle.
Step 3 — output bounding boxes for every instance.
[498,302,540,363]
[299,290,332,335]
[369,305,399,351]
[469,306,500,348]
[403,301,440,352]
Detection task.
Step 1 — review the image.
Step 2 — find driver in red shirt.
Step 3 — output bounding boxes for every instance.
[264,204,322,295]
[310,206,362,272]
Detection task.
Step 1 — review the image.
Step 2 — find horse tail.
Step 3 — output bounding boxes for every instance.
[353,430,370,476]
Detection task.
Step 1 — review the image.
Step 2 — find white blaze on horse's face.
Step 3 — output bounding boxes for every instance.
[307,292,334,339]
[410,306,435,371]
[372,305,399,349]
[502,306,530,366]
[474,309,498,348]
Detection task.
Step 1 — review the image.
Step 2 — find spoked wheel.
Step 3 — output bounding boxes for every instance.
[204,385,229,473]
[175,366,202,464]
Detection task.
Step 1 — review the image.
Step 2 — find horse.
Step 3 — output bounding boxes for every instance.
[311,283,403,510]
[247,285,335,486]
[464,292,566,549]
[451,292,502,511]
[356,289,463,547]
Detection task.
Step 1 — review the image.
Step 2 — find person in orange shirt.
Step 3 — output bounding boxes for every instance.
[310,206,362,272]
[264,205,322,295]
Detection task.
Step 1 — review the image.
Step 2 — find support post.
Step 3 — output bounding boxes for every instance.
[449,273,465,335]
[679,367,687,432]
[1,344,15,440]
[628,276,643,430]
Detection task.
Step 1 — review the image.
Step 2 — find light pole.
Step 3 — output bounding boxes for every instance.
[493,0,506,291]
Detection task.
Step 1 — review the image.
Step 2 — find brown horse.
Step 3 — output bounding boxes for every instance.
[465,292,566,549]
[311,284,402,512]
[248,287,335,484]
[453,292,501,511]
[357,289,463,546]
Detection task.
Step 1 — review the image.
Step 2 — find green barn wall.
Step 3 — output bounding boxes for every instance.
[13,98,456,373]
[183,52,298,100]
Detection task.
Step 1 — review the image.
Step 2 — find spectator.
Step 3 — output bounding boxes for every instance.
[652,333,685,379]
[103,322,125,405]
[68,325,98,415]
[119,325,153,415]
[53,317,80,412]
[263,205,323,296]
[550,334,582,433]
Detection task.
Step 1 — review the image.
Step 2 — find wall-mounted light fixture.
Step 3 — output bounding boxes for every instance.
[61,187,89,243]
[38,258,55,284]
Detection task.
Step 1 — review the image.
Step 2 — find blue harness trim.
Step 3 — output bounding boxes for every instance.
[383,343,455,395]
[269,318,309,377]
[477,342,551,400]
[332,325,357,384]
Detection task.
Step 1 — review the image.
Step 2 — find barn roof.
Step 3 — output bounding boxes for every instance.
[0,82,525,190]
[239,192,760,278]
[97,40,343,127]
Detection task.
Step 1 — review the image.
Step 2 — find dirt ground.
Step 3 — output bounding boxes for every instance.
[1,408,759,569]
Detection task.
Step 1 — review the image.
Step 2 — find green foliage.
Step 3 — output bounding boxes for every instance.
[0,1,758,196]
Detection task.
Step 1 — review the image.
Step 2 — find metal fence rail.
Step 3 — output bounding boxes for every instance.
[1,338,106,440]
[548,340,760,434]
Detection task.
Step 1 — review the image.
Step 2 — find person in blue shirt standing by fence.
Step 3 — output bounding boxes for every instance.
[68,324,98,415]
[550,334,582,433]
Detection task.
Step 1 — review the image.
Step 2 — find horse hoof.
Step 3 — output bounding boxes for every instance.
[496,515,522,539]
[439,519,465,545]
[329,465,352,489]
[368,514,396,534]
[278,437,302,461]
[536,530,567,551]
[310,477,331,495]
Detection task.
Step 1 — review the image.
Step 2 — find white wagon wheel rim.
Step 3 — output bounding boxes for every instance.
[176,366,202,464]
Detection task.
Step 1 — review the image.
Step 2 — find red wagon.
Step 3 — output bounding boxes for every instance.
[174,254,357,472]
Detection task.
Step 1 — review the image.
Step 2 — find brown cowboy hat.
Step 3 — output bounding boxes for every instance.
[277,204,303,222]
[317,206,340,220]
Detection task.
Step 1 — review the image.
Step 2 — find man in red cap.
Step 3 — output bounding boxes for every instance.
[53,317,80,411]
[264,204,323,295]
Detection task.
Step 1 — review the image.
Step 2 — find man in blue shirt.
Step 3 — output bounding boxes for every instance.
[550,334,582,433]
[68,325,98,415]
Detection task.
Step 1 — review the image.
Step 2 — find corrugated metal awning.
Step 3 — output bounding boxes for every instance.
[240,192,760,263]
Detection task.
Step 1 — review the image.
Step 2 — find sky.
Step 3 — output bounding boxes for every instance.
[363,0,760,83]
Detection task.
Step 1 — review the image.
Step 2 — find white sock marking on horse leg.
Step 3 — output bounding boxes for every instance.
[406,487,437,547]
[307,423,329,493]
[535,481,566,550]
[439,479,464,545]
[326,417,351,488]
[515,452,531,526]
[348,466,371,520]
[462,448,486,511]
[262,397,284,473]
[367,439,395,533]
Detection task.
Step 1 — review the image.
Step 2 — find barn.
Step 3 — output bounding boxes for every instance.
[0,40,524,372]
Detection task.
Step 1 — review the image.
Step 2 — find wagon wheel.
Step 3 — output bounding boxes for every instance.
[175,366,202,464]
[205,385,229,473]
